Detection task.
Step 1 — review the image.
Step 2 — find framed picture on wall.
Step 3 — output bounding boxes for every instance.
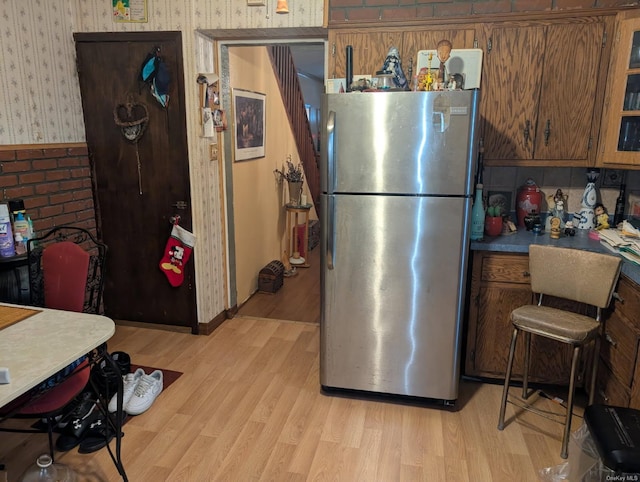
[232,89,266,161]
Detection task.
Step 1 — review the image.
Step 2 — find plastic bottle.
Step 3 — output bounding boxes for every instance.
[0,204,15,257]
[470,183,485,241]
[14,232,26,255]
[13,211,30,244]
[19,454,57,482]
[19,454,76,482]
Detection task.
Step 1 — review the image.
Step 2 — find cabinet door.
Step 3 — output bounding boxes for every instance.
[469,282,533,378]
[328,30,404,81]
[534,22,604,161]
[402,28,477,77]
[466,252,586,384]
[600,13,640,167]
[480,25,545,162]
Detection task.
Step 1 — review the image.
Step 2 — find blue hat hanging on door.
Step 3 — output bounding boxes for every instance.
[139,46,171,108]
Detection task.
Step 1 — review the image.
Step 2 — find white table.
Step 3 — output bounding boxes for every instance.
[0,303,115,408]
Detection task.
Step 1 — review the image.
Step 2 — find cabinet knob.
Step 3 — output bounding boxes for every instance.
[598,389,609,403]
[605,332,617,347]
[522,271,530,277]
[523,120,531,144]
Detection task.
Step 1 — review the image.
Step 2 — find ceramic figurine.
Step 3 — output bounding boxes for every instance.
[436,39,452,87]
[578,169,599,230]
[595,203,610,230]
[381,47,409,91]
[549,217,562,239]
[564,220,576,236]
[546,189,568,231]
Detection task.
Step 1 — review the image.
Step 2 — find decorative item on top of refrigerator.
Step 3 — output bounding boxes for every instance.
[326,39,482,94]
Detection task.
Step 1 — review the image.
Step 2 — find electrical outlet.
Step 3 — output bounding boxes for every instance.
[601,169,625,188]
[210,144,218,161]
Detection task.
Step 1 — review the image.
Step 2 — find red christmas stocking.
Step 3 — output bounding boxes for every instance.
[159,224,196,287]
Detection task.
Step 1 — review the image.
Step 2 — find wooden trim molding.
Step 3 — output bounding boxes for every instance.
[0,142,87,151]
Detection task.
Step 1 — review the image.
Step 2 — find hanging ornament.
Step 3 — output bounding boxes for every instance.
[114,94,149,195]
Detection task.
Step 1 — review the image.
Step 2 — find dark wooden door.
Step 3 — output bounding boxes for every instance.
[74,32,197,333]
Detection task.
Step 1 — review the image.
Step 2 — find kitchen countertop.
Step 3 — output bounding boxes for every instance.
[470,228,640,286]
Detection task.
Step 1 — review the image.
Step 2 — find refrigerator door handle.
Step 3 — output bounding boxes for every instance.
[327,195,335,270]
[327,110,336,194]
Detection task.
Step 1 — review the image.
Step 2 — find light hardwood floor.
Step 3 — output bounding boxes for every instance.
[2,314,582,481]
[237,247,320,324]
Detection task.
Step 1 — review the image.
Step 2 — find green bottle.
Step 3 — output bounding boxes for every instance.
[470,183,485,241]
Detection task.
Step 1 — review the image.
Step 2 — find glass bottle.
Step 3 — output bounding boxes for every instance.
[470,183,485,241]
[613,183,626,226]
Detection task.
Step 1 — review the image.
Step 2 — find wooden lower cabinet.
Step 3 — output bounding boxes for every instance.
[596,275,640,409]
[465,251,591,385]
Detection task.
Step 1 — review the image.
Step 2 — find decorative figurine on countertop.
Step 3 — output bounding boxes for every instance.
[524,210,541,231]
[595,203,610,230]
[578,168,599,230]
[564,220,576,236]
[380,46,409,91]
[549,217,562,239]
[546,188,568,231]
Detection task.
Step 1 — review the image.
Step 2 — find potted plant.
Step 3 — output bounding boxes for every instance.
[485,206,503,236]
[275,157,304,205]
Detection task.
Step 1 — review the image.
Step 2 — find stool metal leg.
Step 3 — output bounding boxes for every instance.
[588,336,601,406]
[498,327,519,431]
[522,331,531,399]
[561,345,581,459]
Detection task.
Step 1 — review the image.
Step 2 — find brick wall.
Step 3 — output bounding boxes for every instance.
[0,145,97,238]
[328,0,638,23]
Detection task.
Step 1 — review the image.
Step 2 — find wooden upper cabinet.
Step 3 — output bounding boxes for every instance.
[598,11,640,168]
[328,29,404,81]
[480,19,609,166]
[480,25,545,162]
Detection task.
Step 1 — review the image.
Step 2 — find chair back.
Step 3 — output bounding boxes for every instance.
[528,245,622,309]
[27,226,107,314]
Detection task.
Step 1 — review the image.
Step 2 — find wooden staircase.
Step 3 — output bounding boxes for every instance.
[268,45,321,210]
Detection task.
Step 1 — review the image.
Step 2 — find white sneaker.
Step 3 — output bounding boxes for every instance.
[108,368,145,413]
[125,369,163,416]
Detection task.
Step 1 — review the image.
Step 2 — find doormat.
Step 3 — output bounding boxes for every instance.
[131,365,182,394]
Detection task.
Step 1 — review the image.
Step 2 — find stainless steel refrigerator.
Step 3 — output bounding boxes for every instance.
[320,90,480,404]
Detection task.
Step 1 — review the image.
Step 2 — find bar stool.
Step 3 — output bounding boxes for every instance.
[497,244,622,459]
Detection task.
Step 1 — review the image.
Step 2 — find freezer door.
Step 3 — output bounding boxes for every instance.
[321,90,479,196]
[320,194,471,400]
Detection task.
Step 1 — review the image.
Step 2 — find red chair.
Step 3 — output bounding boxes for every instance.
[0,226,107,460]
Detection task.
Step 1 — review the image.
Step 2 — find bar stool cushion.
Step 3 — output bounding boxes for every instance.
[511,305,600,344]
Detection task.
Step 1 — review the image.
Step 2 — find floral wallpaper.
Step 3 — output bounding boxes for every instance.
[0,0,325,325]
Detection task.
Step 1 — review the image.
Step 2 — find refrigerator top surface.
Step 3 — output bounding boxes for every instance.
[321,90,480,196]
